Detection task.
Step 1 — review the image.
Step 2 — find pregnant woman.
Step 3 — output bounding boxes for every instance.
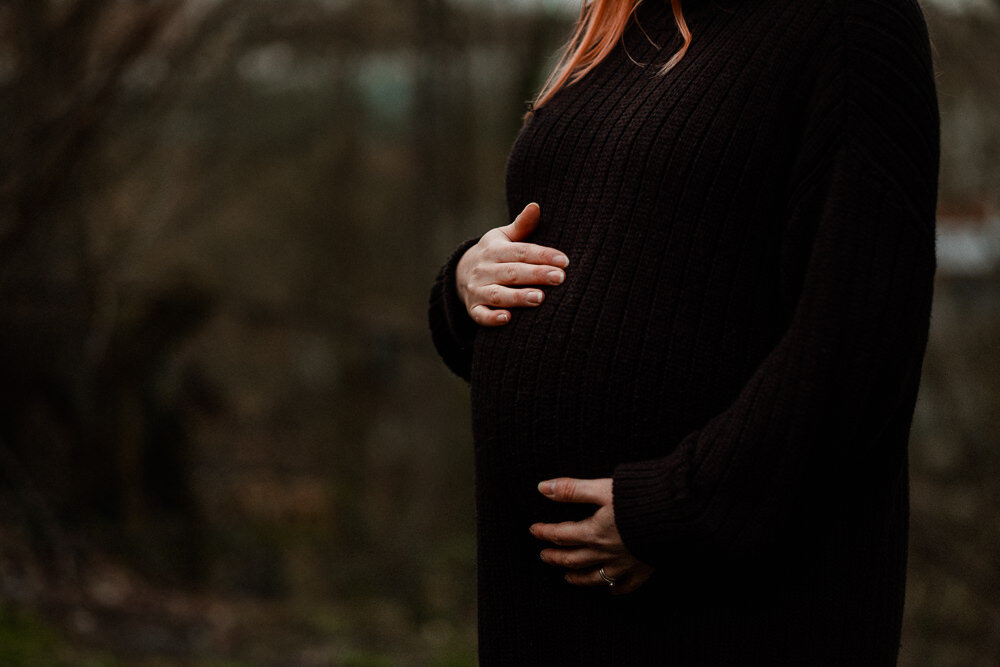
[428,0,939,663]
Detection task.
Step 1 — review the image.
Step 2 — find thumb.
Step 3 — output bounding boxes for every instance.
[502,202,540,242]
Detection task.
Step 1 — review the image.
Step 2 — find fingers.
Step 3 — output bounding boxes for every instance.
[465,284,548,327]
[483,261,565,288]
[457,204,569,329]
[529,519,595,547]
[537,477,612,505]
[539,547,609,570]
[476,284,547,309]
[564,564,624,588]
[487,240,569,269]
[491,203,566,266]
[501,202,541,242]
[468,305,511,327]
[562,562,655,595]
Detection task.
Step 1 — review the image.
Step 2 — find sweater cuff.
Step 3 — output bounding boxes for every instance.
[428,236,481,380]
[612,451,697,567]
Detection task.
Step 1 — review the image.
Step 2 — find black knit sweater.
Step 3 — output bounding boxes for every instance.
[428,0,938,663]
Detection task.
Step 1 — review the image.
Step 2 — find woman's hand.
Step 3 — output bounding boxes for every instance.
[456,203,569,326]
[530,477,655,595]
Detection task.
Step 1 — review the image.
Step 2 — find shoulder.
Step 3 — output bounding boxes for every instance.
[779,0,940,227]
[809,0,935,66]
[747,0,934,59]
[831,0,933,28]
[775,0,933,30]
[824,0,938,127]
[734,0,935,96]
[768,0,937,121]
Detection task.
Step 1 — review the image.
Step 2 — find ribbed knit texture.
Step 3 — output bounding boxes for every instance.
[428,0,938,663]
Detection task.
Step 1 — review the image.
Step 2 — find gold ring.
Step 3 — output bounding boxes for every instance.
[599,567,616,588]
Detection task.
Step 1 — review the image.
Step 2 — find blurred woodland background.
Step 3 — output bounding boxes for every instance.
[0,0,998,664]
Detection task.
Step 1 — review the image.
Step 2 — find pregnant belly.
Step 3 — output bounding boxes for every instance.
[468,281,777,506]
[468,294,703,525]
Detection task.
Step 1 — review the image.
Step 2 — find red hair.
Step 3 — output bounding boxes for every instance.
[531,0,691,113]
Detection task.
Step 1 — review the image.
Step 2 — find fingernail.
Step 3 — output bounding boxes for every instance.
[528,291,544,304]
[554,255,569,268]
[497,312,510,323]
[538,481,554,496]
[547,271,564,285]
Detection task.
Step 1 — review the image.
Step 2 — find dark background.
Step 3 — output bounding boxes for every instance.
[0,0,998,663]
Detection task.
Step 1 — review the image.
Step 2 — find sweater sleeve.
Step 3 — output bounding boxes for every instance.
[428,236,481,381]
[612,0,939,567]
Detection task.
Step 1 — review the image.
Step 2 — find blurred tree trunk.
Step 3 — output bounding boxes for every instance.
[0,0,174,260]
[0,0,223,565]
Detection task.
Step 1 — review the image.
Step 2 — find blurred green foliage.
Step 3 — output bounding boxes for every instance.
[0,605,117,666]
